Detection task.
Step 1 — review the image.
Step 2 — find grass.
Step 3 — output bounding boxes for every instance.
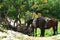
[0,24,7,32]
[58,22,60,34]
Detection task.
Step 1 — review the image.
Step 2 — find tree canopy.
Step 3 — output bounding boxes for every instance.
[0,0,60,21]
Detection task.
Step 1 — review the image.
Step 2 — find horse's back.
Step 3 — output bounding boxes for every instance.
[52,19,58,26]
[45,19,58,29]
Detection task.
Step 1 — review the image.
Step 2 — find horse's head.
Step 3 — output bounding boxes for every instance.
[26,19,33,27]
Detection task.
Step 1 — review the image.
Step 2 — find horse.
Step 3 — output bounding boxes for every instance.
[26,17,58,37]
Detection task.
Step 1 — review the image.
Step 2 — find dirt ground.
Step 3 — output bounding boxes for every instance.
[29,36,57,40]
[0,30,60,40]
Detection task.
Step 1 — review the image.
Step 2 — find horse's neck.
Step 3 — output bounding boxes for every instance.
[27,19,33,26]
[29,19,33,23]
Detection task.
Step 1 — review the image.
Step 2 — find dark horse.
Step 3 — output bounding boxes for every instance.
[26,17,58,37]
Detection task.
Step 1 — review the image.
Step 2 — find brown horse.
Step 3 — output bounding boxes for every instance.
[27,17,58,37]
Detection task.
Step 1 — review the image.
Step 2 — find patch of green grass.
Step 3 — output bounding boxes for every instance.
[0,24,7,32]
[58,22,60,34]
[45,28,53,36]
[0,36,7,40]
[0,24,15,32]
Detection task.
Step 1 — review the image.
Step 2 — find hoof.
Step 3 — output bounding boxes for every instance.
[40,35,44,37]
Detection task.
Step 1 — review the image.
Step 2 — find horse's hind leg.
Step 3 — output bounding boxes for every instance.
[55,22,58,34]
[32,27,34,36]
[53,27,56,35]
[40,28,45,37]
[55,25,58,34]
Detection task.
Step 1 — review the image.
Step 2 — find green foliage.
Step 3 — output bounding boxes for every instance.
[0,0,60,20]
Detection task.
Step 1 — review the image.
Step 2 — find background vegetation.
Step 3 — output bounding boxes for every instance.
[0,0,60,37]
[0,0,60,22]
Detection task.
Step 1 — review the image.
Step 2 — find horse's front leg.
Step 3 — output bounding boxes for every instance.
[31,27,34,36]
[35,28,37,36]
[40,28,45,37]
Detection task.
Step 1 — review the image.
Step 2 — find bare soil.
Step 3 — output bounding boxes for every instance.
[0,30,60,40]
